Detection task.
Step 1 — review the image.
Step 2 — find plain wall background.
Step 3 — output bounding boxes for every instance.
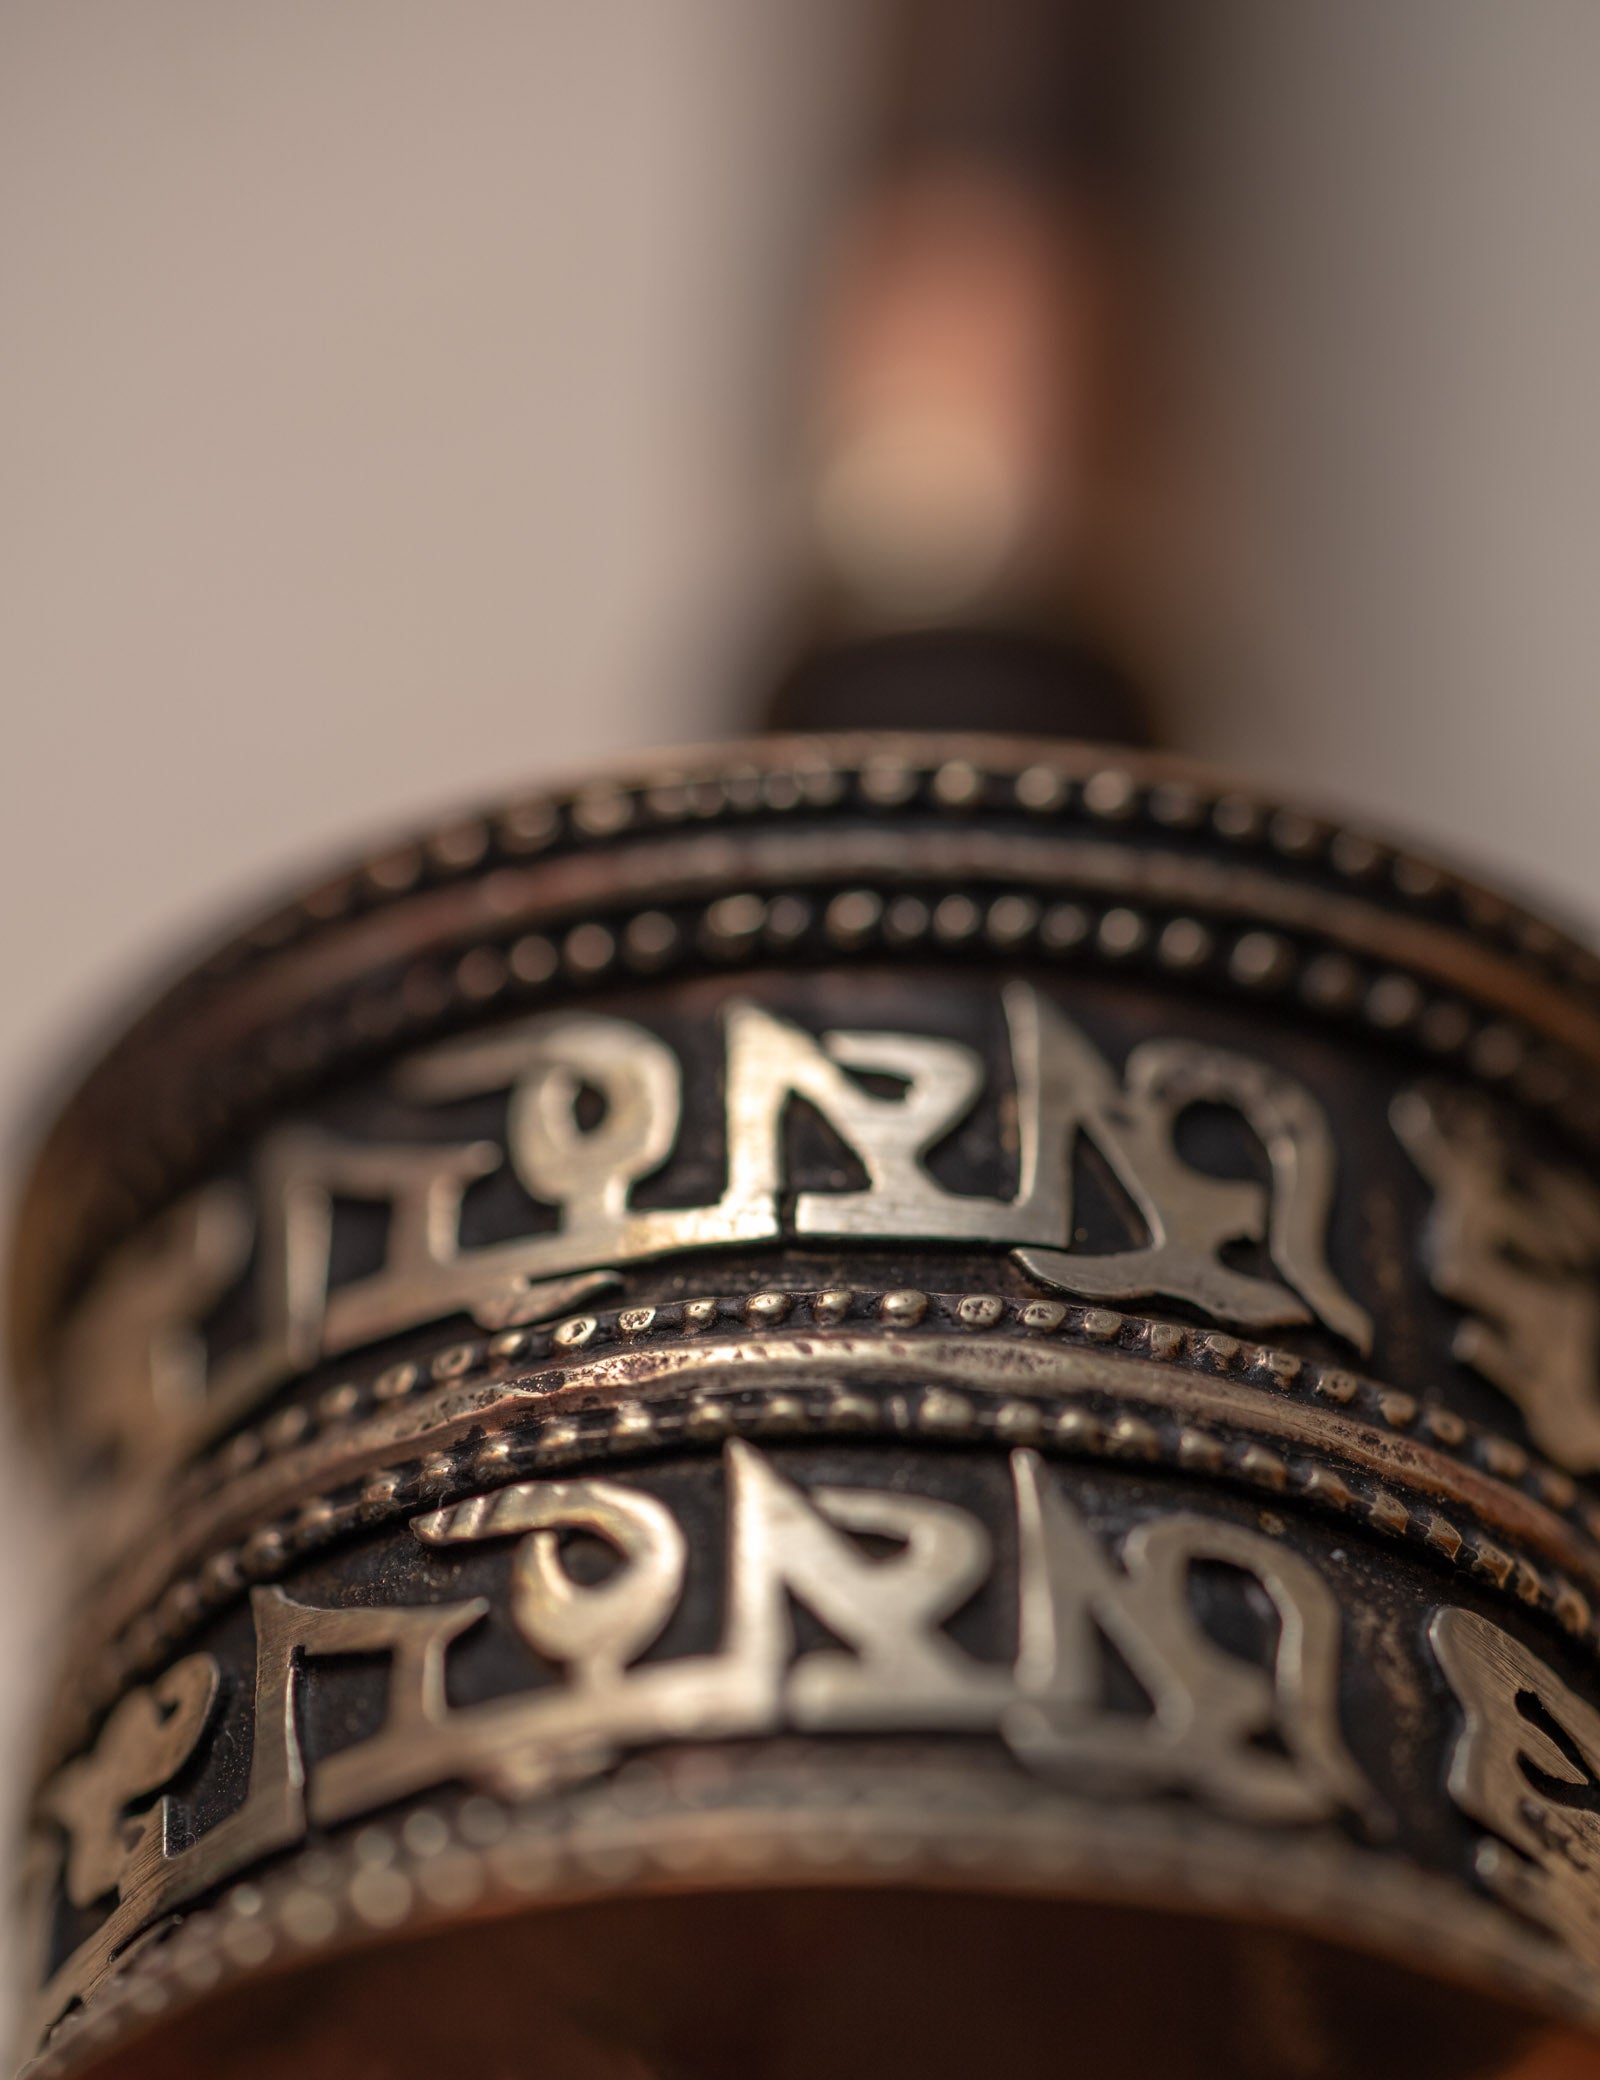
[3,0,1599,2030]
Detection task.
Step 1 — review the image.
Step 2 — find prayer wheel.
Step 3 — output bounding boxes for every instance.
[14,706,1600,2077]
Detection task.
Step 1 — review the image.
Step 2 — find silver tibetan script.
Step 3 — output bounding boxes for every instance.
[1432,1605,1600,1969]
[66,985,1369,1463]
[34,1447,1374,2028]
[1395,1084,1600,1471]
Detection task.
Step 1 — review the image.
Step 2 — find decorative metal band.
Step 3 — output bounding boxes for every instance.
[42,1304,1600,1771]
[39,967,1600,1529]
[25,1431,1600,2069]
[160,1291,1596,1548]
[174,741,1600,1006]
[14,732,1600,1392]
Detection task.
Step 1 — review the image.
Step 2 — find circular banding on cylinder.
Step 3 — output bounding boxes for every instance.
[15,733,1600,2077]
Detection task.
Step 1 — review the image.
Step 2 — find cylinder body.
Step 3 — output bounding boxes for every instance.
[14,732,1600,2077]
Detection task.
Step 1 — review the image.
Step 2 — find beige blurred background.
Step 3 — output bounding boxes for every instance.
[3,0,1599,2024]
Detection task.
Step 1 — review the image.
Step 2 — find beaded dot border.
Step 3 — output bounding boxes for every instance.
[189,746,1600,1004]
[178,1288,1596,1545]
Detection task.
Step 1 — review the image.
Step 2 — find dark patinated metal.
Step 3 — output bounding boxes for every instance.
[14,730,1600,2078]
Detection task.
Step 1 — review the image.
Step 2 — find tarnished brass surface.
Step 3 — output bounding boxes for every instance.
[14,733,1600,2077]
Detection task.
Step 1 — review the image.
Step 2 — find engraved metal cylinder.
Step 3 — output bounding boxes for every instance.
[14,731,1600,2078]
